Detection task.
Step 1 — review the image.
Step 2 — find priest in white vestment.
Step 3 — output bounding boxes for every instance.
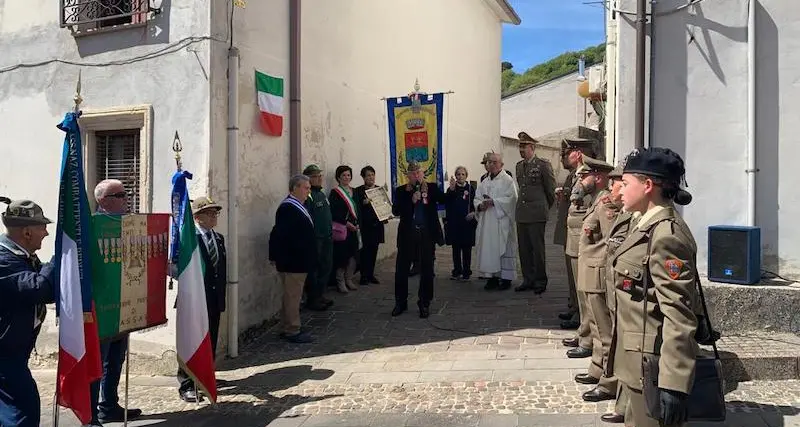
[474,153,519,291]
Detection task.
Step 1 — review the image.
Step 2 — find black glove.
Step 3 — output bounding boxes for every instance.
[659,388,689,425]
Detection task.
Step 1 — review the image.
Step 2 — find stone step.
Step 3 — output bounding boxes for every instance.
[709,333,800,381]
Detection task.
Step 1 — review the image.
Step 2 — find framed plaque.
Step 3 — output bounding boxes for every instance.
[365,186,394,222]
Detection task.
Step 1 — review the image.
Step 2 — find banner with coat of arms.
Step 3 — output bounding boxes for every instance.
[386,91,445,193]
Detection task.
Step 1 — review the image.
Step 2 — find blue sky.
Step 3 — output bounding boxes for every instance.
[502,0,606,72]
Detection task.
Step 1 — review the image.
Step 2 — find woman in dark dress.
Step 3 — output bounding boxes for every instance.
[354,165,387,286]
[444,166,477,281]
[329,165,360,293]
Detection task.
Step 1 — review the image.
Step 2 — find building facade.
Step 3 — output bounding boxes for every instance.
[0,0,518,365]
[607,0,800,277]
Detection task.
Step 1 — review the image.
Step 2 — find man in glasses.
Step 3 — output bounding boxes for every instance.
[89,179,142,425]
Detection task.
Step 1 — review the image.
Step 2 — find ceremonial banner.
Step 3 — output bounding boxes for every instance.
[91,213,170,340]
[387,92,445,193]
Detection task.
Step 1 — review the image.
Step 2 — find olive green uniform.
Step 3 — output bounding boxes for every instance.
[515,156,555,291]
[305,186,333,303]
[565,189,596,349]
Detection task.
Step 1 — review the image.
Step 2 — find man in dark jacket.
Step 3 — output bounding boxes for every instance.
[176,196,227,403]
[302,164,334,311]
[391,161,445,318]
[0,198,56,427]
[269,174,318,343]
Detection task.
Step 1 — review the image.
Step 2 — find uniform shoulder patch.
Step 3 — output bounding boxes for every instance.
[665,259,684,279]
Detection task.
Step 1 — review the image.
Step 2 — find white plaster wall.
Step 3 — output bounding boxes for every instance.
[500,65,602,140]
[613,0,800,277]
[302,0,507,196]
[0,0,213,353]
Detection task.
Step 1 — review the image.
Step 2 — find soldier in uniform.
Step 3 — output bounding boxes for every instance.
[556,139,596,332]
[573,160,618,404]
[303,164,335,310]
[0,198,56,427]
[514,131,555,293]
[562,156,607,359]
[608,147,698,427]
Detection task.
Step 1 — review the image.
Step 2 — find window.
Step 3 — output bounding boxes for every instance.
[60,0,149,32]
[95,130,142,213]
[79,105,153,213]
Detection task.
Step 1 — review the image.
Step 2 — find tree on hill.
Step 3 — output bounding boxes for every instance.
[502,43,606,96]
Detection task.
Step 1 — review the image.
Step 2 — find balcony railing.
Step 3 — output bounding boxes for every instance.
[60,0,149,28]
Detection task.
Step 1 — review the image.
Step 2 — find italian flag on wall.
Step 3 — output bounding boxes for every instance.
[256,70,284,136]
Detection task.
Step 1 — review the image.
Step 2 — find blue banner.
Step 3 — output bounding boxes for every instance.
[169,170,193,266]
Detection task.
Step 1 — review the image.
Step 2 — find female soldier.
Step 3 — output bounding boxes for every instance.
[609,147,698,427]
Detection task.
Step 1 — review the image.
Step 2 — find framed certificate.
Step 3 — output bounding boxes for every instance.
[365,186,394,222]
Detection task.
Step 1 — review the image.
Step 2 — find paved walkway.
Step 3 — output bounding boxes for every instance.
[35,217,800,426]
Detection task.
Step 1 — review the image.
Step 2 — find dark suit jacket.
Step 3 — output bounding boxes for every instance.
[196,230,227,313]
[354,185,386,244]
[269,200,318,273]
[392,182,445,249]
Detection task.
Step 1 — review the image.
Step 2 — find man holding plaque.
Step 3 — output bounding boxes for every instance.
[176,196,227,403]
[91,179,142,425]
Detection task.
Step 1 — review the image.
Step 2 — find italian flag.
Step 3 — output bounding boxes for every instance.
[55,112,103,424]
[256,70,284,136]
[175,192,217,402]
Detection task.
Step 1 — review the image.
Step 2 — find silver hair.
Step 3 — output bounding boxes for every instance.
[94,179,123,202]
[489,152,503,164]
[289,174,310,192]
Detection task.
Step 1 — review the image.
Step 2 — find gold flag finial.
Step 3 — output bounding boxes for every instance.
[172,131,183,170]
[73,70,83,113]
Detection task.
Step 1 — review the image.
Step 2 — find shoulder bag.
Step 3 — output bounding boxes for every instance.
[640,225,726,422]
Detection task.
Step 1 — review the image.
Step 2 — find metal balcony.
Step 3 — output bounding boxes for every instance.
[60,0,149,28]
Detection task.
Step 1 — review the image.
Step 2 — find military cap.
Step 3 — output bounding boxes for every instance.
[575,164,591,176]
[192,196,222,215]
[581,156,614,173]
[407,161,421,172]
[517,131,538,145]
[303,164,323,176]
[1,197,52,227]
[608,164,624,178]
[480,152,493,165]
[623,147,686,182]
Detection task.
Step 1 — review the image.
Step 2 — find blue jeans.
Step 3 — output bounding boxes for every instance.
[0,360,39,427]
[90,335,128,421]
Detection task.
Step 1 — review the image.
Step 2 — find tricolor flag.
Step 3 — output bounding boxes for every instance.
[171,170,218,402]
[54,112,103,424]
[255,70,284,136]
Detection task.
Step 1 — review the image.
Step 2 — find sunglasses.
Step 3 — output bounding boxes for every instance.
[107,191,128,199]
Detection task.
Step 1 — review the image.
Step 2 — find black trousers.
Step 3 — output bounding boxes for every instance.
[360,239,380,283]
[177,305,221,393]
[395,227,435,306]
[451,244,472,276]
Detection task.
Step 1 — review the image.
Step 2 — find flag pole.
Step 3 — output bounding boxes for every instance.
[168,132,182,292]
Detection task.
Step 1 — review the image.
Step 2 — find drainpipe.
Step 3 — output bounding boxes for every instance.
[634,0,647,149]
[746,0,757,226]
[227,46,240,358]
[289,0,301,174]
[647,0,656,149]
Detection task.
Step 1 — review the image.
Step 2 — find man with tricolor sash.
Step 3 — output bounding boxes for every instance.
[0,198,56,427]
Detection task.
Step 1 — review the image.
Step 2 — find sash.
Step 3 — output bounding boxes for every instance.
[282,196,313,225]
[332,186,358,221]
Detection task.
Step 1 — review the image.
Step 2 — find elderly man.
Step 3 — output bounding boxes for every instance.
[475,152,519,291]
[0,198,56,427]
[176,197,227,402]
[391,161,444,318]
[90,179,142,425]
[269,174,318,343]
[514,131,555,294]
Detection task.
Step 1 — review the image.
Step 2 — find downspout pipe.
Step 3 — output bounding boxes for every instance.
[647,0,656,149]
[634,0,647,149]
[226,46,240,358]
[289,0,301,174]
[746,0,757,226]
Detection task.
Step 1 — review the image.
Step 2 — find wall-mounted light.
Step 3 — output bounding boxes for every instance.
[577,55,587,82]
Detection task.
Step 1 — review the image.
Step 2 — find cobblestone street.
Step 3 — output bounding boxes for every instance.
[35,221,800,426]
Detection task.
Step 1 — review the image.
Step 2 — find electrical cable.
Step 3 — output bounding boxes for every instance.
[607,0,707,17]
[761,270,799,284]
[0,34,229,74]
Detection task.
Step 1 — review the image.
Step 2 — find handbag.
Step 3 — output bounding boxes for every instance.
[639,225,726,423]
[332,222,347,242]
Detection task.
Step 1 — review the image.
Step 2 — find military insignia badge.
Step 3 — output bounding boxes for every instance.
[622,279,632,291]
[665,259,684,279]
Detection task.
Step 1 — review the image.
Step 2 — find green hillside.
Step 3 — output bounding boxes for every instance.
[502,43,606,96]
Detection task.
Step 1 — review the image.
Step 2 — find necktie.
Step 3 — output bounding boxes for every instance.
[30,254,42,271]
[206,231,219,267]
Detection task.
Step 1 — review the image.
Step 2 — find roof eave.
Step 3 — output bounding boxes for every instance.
[485,0,522,25]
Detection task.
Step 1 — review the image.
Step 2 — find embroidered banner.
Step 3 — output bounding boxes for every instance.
[386,92,445,195]
[91,213,170,340]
